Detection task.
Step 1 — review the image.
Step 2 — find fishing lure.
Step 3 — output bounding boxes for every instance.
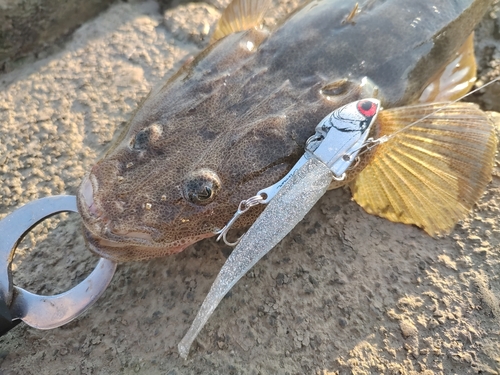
[216,98,381,246]
[178,80,499,357]
[179,98,381,356]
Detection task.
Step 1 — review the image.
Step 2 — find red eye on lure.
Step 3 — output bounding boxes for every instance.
[357,99,378,118]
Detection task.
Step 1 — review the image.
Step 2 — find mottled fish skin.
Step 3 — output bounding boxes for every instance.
[77,0,494,262]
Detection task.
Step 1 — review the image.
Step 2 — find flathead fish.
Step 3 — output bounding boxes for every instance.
[77,0,497,261]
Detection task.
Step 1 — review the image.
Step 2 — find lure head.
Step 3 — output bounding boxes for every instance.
[307,99,381,177]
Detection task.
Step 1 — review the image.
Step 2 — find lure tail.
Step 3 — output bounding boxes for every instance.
[350,102,498,236]
[179,158,333,358]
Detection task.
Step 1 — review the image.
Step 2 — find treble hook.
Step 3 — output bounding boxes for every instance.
[215,194,266,246]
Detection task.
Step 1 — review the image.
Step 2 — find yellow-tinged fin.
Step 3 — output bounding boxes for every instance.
[342,3,359,24]
[211,0,271,42]
[419,33,477,103]
[350,102,497,236]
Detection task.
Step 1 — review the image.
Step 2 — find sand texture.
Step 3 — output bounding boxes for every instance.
[1,1,500,374]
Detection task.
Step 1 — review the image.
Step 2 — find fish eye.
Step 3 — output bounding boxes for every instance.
[129,123,163,151]
[182,169,221,206]
[130,129,150,150]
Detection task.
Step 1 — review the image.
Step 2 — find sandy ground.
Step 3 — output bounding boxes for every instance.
[1,1,500,374]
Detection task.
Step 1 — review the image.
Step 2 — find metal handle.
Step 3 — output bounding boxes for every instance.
[0,196,117,331]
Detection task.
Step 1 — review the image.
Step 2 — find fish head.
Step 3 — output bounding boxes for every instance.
[77,91,310,262]
[76,21,377,262]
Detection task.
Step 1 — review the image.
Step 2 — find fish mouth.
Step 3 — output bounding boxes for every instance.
[83,230,198,262]
[77,174,212,262]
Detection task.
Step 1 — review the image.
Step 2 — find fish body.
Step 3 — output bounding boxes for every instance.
[77,0,495,261]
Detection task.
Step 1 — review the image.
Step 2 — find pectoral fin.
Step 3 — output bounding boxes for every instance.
[211,0,271,42]
[350,102,497,236]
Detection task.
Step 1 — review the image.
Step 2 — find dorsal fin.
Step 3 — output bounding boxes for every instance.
[350,102,497,236]
[211,0,271,42]
[342,3,359,25]
[419,33,477,103]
